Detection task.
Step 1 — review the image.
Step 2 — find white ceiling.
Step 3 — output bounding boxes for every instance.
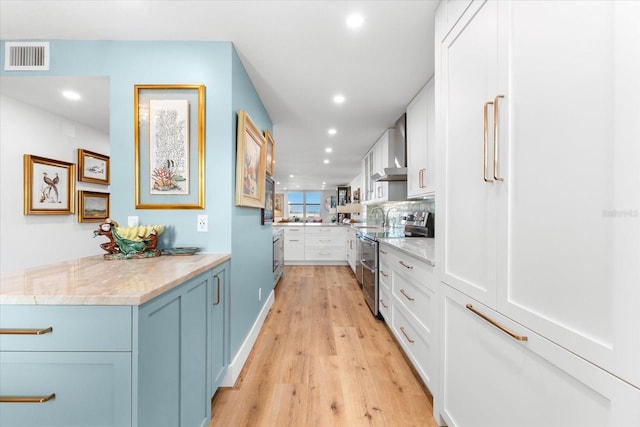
[0,0,438,190]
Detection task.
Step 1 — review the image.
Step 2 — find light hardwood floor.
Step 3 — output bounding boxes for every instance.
[210,265,439,427]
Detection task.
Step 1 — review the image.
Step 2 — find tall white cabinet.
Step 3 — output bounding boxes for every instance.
[407,77,436,199]
[435,1,640,425]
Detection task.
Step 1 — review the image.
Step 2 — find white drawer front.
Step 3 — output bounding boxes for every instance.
[0,305,132,352]
[304,226,345,235]
[389,250,434,288]
[441,284,640,427]
[305,234,345,247]
[304,248,346,261]
[283,227,304,234]
[392,303,432,389]
[393,269,435,336]
[379,285,391,322]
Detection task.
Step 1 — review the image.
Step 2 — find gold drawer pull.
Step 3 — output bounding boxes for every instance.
[0,327,53,335]
[0,393,56,403]
[380,249,388,255]
[380,270,389,278]
[466,304,528,342]
[400,327,415,344]
[400,289,415,301]
[213,274,222,306]
[398,260,414,270]
[380,299,389,309]
[483,100,494,183]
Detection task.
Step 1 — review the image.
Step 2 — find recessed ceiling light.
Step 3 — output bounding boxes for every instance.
[296,185,300,188]
[289,174,295,178]
[333,94,345,104]
[62,90,81,101]
[276,181,280,185]
[322,182,326,185]
[328,128,337,135]
[324,159,330,164]
[346,13,364,29]
[325,148,333,153]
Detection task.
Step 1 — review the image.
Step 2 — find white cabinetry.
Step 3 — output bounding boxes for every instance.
[361,129,407,204]
[407,77,435,199]
[305,226,345,262]
[436,1,640,424]
[283,226,305,262]
[379,243,436,394]
[345,227,357,273]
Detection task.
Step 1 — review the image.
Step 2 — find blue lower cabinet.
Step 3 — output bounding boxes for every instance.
[0,351,131,427]
[137,271,211,427]
[209,263,229,396]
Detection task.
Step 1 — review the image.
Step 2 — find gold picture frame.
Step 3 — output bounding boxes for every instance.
[77,149,110,185]
[264,129,275,176]
[134,84,205,209]
[235,110,267,208]
[78,190,110,223]
[24,154,75,215]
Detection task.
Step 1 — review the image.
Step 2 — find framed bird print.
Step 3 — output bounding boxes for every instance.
[23,154,75,215]
[78,149,110,185]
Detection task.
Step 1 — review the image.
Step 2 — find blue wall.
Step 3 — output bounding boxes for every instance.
[1,39,273,364]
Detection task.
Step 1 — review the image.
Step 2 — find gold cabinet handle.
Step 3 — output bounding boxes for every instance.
[213,274,221,306]
[0,393,56,403]
[493,94,505,181]
[0,327,53,335]
[466,304,527,342]
[400,289,415,301]
[380,299,389,309]
[419,168,427,188]
[380,270,389,278]
[399,327,415,344]
[398,260,414,270]
[379,249,388,255]
[483,101,494,182]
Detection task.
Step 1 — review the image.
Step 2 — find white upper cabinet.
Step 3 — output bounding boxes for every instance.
[407,77,435,199]
[437,0,640,391]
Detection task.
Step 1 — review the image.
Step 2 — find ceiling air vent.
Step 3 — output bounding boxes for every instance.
[4,42,50,71]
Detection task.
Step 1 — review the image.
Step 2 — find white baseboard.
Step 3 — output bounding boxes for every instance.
[220,289,274,387]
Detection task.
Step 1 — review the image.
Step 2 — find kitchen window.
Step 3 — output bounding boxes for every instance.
[287,191,321,221]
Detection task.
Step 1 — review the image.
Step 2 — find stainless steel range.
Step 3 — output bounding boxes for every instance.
[357,211,433,318]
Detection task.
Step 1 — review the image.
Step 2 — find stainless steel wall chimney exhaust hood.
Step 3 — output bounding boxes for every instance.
[372,114,407,182]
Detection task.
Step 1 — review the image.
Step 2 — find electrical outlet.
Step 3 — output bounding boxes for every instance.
[258,288,262,301]
[127,216,139,227]
[197,215,208,232]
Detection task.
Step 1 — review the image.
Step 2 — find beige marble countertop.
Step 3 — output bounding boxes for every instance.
[0,253,231,306]
[377,237,435,266]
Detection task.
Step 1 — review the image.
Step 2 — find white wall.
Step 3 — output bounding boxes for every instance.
[0,95,110,272]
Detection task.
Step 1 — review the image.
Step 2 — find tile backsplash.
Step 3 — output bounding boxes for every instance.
[364,199,434,227]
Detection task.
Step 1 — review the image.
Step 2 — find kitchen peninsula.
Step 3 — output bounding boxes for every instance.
[0,253,230,427]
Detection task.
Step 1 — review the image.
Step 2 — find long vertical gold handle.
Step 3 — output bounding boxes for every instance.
[0,393,56,403]
[483,101,494,182]
[419,169,426,188]
[466,304,527,341]
[399,327,415,344]
[213,274,221,306]
[493,94,505,181]
[0,327,53,335]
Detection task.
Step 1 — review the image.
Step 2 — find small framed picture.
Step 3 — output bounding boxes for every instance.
[78,149,110,185]
[262,176,275,224]
[264,129,275,176]
[24,154,75,215]
[78,190,110,223]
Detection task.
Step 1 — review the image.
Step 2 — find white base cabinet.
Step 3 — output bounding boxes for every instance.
[284,226,346,264]
[441,284,640,427]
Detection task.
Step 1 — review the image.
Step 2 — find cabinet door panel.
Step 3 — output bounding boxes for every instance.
[439,0,498,306]
[496,0,640,388]
[441,285,640,427]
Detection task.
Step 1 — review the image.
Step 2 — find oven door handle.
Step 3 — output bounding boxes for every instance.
[360,259,376,273]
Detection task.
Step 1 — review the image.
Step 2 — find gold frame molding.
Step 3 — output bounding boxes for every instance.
[235,110,267,208]
[23,154,75,215]
[78,190,110,223]
[134,84,205,209]
[77,149,110,185]
[264,129,275,176]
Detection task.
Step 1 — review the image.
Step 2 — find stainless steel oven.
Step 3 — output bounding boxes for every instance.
[273,228,284,286]
[358,234,379,318]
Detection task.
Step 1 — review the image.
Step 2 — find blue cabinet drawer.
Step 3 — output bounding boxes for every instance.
[0,305,132,352]
[0,351,132,427]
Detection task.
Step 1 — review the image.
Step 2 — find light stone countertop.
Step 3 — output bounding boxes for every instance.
[377,237,435,266]
[0,253,231,306]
